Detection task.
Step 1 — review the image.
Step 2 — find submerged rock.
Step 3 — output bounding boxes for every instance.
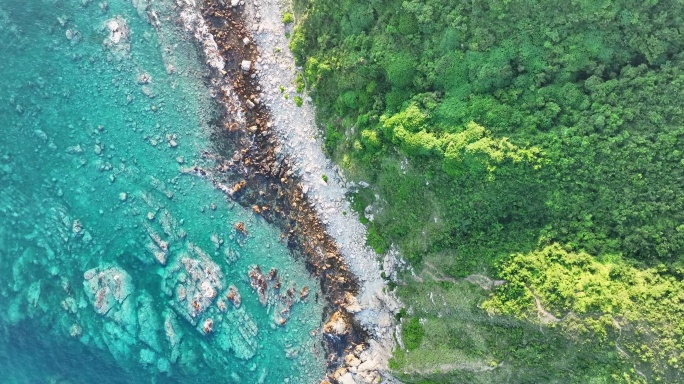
[102,16,131,58]
[248,265,306,326]
[225,285,241,308]
[215,307,259,360]
[83,266,134,317]
[163,309,183,363]
[165,243,224,325]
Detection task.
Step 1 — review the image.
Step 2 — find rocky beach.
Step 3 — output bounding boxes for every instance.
[179,0,404,381]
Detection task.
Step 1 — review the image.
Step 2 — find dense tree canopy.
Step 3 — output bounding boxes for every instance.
[291,0,684,381]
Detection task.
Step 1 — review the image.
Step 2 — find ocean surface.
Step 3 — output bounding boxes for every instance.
[0,0,326,382]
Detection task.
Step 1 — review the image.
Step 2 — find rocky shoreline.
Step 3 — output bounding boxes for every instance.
[177,0,401,382]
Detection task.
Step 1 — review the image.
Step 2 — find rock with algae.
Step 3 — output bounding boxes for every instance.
[165,243,223,325]
[248,265,306,326]
[83,266,135,319]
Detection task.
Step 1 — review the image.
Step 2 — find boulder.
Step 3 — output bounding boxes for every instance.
[323,310,352,336]
[342,292,362,313]
[338,372,357,384]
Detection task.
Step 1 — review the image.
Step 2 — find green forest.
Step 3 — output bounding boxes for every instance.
[289,0,684,382]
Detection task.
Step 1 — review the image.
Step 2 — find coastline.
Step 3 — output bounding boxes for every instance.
[177,0,401,382]
[238,1,402,382]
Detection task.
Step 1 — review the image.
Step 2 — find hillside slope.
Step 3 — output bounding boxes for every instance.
[290,0,684,382]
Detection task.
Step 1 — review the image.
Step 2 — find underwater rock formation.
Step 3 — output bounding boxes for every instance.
[83,266,135,318]
[102,16,130,58]
[248,265,308,326]
[165,243,223,325]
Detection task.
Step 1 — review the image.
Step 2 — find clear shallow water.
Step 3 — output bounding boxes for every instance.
[0,0,325,383]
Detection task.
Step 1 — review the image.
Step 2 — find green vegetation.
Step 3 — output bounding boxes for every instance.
[402,317,425,351]
[390,280,638,383]
[282,12,294,24]
[291,0,684,381]
[483,244,684,381]
[294,95,303,107]
[295,73,305,93]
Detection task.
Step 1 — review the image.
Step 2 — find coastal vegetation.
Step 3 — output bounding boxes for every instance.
[290,0,684,381]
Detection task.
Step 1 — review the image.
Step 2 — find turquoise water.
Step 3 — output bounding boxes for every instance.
[0,0,325,382]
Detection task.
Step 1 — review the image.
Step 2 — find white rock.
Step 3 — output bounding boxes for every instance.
[241,60,251,72]
[357,359,379,373]
[338,373,357,384]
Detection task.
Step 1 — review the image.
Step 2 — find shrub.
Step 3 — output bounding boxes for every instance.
[294,96,303,107]
[324,124,343,154]
[295,73,305,93]
[402,317,425,351]
[367,225,389,254]
[282,12,294,24]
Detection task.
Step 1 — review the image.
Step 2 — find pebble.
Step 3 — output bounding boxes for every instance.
[241,60,251,72]
[119,192,127,201]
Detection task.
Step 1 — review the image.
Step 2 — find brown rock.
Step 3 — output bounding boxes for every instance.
[323,310,352,336]
[234,222,247,234]
[300,286,309,300]
[342,292,362,313]
[345,353,361,368]
[332,367,348,380]
[203,318,214,334]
